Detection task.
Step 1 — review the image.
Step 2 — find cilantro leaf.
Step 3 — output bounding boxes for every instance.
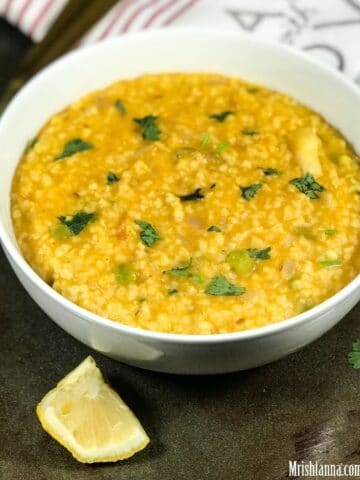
[290,173,325,199]
[205,276,246,296]
[209,111,234,122]
[133,115,161,141]
[168,288,179,295]
[242,129,258,136]
[164,259,192,277]
[114,99,126,114]
[263,168,281,176]
[247,87,259,94]
[107,171,120,184]
[240,183,263,201]
[247,247,271,260]
[201,133,212,146]
[58,211,96,235]
[135,220,160,247]
[208,225,221,232]
[55,138,93,160]
[349,339,360,368]
[324,229,336,236]
[216,140,230,153]
[179,188,204,202]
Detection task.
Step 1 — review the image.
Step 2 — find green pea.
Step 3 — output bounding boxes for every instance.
[226,249,255,277]
[51,224,71,240]
[114,263,137,285]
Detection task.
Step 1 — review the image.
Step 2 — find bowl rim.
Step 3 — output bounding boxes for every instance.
[0,27,359,344]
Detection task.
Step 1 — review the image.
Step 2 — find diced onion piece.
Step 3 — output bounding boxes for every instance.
[281,259,296,280]
[186,216,205,230]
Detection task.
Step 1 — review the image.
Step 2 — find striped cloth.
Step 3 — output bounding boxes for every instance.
[0,0,360,82]
[0,0,199,42]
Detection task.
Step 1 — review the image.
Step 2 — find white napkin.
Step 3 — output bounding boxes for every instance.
[1,0,359,83]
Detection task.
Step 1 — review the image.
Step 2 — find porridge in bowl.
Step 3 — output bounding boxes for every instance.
[11,73,360,334]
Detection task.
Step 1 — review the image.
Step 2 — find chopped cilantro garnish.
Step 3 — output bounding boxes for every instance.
[324,229,337,236]
[263,167,281,176]
[348,339,360,368]
[168,288,179,295]
[209,111,234,122]
[216,140,230,153]
[201,133,212,146]
[107,171,120,184]
[133,115,161,141]
[290,173,325,199]
[247,247,271,260]
[208,225,221,232]
[114,99,126,114]
[179,188,204,202]
[204,276,245,296]
[319,258,342,268]
[135,220,160,247]
[210,183,217,189]
[58,211,96,235]
[191,274,207,285]
[55,138,93,160]
[240,183,263,201]
[247,87,259,94]
[164,259,192,277]
[242,129,258,136]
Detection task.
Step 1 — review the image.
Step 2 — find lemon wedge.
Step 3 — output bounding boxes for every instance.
[36,356,149,463]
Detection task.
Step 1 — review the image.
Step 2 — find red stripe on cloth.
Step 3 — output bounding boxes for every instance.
[142,0,180,28]
[162,0,198,25]
[3,0,13,16]
[29,0,56,37]
[121,0,161,33]
[97,0,135,41]
[16,0,34,26]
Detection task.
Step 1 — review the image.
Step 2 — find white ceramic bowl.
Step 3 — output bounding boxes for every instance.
[0,29,359,374]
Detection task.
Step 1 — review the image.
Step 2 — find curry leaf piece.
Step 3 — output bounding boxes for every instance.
[179,188,204,202]
[209,111,234,122]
